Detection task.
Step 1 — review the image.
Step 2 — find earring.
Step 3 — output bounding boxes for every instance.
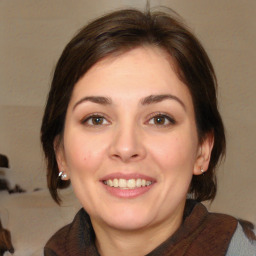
[200,168,205,175]
[58,171,68,180]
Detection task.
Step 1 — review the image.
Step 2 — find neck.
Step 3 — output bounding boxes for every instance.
[91,207,184,256]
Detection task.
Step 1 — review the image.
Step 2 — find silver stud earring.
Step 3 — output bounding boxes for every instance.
[58,171,67,180]
[200,168,205,174]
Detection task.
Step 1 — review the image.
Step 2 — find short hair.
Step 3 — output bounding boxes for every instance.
[41,8,225,204]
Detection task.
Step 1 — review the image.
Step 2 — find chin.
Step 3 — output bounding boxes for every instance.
[98,206,155,231]
[106,217,151,231]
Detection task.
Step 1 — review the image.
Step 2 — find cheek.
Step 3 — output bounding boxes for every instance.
[64,133,107,174]
[148,131,197,170]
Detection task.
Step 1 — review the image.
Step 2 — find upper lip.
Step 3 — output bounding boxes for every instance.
[100,172,156,182]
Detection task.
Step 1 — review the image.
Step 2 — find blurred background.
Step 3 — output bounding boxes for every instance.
[0,0,255,224]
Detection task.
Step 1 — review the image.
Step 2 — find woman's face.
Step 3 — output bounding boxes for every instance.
[57,46,210,231]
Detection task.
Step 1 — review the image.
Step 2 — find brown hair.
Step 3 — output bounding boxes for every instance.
[41,8,225,204]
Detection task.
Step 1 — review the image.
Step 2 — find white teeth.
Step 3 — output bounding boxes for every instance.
[104,178,152,189]
[113,178,118,188]
[146,181,151,186]
[136,178,142,187]
[107,180,113,187]
[127,179,136,188]
[119,179,126,188]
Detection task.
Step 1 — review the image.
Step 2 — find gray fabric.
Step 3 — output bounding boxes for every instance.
[226,223,256,255]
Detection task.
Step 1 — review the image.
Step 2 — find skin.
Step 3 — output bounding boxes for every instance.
[56,46,213,256]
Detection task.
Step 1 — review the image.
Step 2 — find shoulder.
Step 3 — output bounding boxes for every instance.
[226,222,256,256]
[188,201,255,255]
[44,221,73,250]
[206,210,256,255]
[44,247,58,256]
[44,208,88,255]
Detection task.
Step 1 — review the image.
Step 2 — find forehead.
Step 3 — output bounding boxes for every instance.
[69,46,193,108]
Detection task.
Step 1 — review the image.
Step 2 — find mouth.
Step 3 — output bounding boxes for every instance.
[100,173,156,198]
[103,178,153,189]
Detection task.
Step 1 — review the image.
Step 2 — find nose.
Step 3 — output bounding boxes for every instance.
[109,122,146,162]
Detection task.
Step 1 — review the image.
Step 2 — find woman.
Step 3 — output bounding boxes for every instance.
[41,8,256,256]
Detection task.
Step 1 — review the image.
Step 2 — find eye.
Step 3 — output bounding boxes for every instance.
[81,114,110,126]
[148,114,176,126]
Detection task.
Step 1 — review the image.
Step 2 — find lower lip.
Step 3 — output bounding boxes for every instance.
[102,183,154,198]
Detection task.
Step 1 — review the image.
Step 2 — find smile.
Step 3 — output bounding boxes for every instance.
[103,178,153,189]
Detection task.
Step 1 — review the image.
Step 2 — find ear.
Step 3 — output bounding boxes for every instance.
[54,136,70,180]
[193,132,214,175]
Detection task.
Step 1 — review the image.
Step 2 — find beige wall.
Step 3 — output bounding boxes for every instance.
[0,0,255,222]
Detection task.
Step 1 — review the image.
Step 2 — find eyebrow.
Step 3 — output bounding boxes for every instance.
[141,94,186,110]
[73,96,112,111]
[73,94,186,111]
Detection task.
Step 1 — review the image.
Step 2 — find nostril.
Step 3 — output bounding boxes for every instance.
[113,154,121,159]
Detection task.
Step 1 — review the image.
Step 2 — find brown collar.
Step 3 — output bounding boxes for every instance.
[45,200,237,256]
[147,200,238,256]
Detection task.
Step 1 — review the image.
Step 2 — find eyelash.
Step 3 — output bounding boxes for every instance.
[81,113,176,127]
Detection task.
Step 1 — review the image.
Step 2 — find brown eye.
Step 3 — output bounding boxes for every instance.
[148,114,176,126]
[153,116,166,125]
[82,115,109,126]
[91,117,104,125]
